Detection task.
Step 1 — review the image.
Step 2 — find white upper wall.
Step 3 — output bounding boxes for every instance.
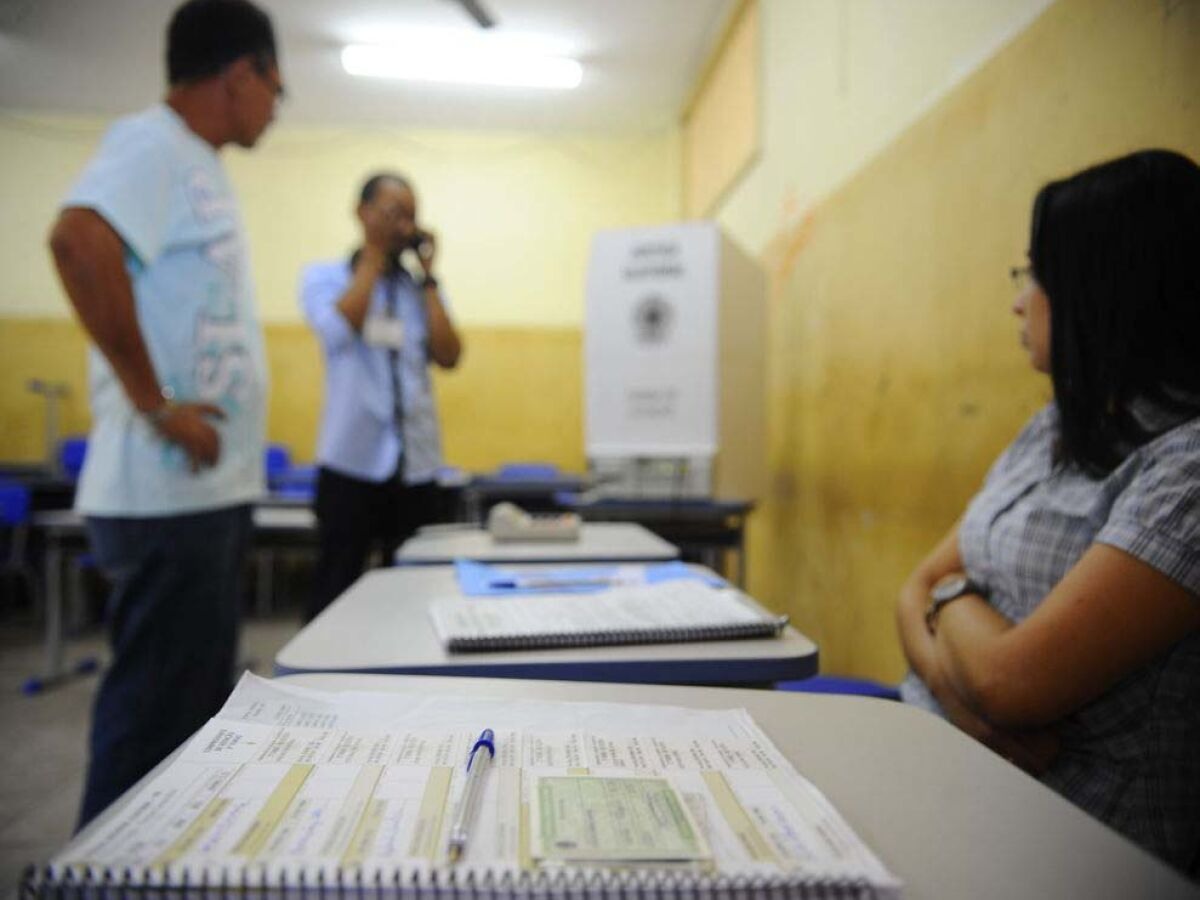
[714,0,1055,254]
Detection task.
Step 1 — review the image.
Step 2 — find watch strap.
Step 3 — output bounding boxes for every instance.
[924,578,986,634]
[142,385,177,428]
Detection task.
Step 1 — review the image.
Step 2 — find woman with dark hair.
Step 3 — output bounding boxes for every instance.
[896,149,1200,874]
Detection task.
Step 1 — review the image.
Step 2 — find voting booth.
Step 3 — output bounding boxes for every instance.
[584,221,766,500]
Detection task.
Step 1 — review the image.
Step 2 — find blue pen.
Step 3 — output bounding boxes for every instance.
[446,728,495,863]
[488,577,615,591]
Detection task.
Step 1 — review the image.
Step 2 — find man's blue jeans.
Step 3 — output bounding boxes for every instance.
[77,504,252,829]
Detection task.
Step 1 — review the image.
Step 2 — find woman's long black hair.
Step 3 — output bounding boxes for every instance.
[1029,149,1200,475]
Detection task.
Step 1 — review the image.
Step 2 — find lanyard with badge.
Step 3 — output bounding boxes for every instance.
[363,286,405,350]
[363,273,406,474]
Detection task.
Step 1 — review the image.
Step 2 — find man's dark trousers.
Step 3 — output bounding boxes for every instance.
[77,504,252,829]
[308,466,440,622]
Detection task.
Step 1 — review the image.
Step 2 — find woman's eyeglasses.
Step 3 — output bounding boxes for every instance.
[1009,264,1033,289]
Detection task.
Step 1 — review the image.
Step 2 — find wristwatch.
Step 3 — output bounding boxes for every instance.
[142,385,177,429]
[925,574,986,634]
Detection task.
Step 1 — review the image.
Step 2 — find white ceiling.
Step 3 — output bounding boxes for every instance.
[0,0,734,132]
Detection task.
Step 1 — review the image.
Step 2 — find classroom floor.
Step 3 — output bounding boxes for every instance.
[0,606,304,899]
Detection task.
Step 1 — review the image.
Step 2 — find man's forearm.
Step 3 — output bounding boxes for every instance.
[423,286,462,367]
[336,251,385,333]
[49,210,165,413]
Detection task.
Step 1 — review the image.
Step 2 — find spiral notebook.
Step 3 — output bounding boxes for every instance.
[428,581,788,652]
[23,674,901,899]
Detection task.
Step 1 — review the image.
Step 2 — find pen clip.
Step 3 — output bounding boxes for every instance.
[467,729,495,770]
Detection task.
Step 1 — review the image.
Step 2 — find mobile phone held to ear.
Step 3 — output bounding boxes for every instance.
[409,229,433,256]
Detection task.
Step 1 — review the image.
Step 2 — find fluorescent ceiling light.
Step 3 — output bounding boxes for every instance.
[341,31,582,90]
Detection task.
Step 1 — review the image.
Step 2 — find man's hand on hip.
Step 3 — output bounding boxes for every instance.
[152,403,226,472]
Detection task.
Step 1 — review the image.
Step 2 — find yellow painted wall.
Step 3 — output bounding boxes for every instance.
[740,0,1200,679]
[1,318,584,470]
[0,118,677,464]
[264,322,585,472]
[0,320,91,463]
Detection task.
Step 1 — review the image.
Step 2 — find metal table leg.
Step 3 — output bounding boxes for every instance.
[43,538,65,681]
[256,549,274,617]
[23,527,100,695]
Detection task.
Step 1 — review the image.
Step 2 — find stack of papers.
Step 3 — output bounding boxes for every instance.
[429,580,787,652]
[34,674,901,897]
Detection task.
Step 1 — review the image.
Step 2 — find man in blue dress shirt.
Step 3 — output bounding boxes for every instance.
[301,173,463,620]
[47,0,282,827]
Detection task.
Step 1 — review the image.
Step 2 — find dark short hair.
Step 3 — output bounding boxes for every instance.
[166,0,277,85]
[1030,149,1200,474]
[359,173,412,205]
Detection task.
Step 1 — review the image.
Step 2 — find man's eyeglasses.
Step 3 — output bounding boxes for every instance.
[251,54,285,102]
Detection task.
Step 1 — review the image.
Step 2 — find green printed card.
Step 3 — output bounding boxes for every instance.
[530,775,711,863]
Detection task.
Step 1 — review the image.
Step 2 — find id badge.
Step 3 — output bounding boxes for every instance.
[363,316,405,349]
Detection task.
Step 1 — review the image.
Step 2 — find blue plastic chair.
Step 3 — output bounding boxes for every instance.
[0,480,30,526]
[264,447,315,503]
[285,463,317,483]
[495,463,560,481]
[0,479,95,693]
[264,444,293,489]
[435,465,470,488]
[59,436,88,481]
[272,482,315,502]
[776,675,901,701]
[0,480,34,600]
[4,477,102,695]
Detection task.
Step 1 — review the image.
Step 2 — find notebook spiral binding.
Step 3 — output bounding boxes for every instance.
[446,618,789,653]
[20,864,883,899]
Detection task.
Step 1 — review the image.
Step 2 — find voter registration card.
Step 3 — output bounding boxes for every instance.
[363,316,405,349]
[530,775,712,864]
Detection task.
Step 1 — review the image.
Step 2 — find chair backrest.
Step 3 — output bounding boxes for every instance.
[59,437,88,481]
[495,462,560,481]
[0,481,31,526]
[264,444,292,483]
[776,675,901,701]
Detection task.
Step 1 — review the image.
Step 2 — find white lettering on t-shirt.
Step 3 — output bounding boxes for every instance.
[187,168,234,221]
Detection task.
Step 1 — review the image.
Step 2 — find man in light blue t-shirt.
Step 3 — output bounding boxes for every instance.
[48,0,283,828]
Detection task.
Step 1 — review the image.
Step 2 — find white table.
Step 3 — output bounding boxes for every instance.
[275,565,818,684]
[273,673,1195,900]
[246,506,318,615]
[27,505,317,691]
[395,522,678,565]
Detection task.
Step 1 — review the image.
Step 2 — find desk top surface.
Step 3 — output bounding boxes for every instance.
[252,505,315,529]
[276,672,1194,900]
[467,474,589,492]
[32,504,315,532]
[275,565,817,684]
[562,494,756,515]
[395,522,679,564]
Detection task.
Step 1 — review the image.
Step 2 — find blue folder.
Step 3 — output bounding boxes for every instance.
[454,559,725,597]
